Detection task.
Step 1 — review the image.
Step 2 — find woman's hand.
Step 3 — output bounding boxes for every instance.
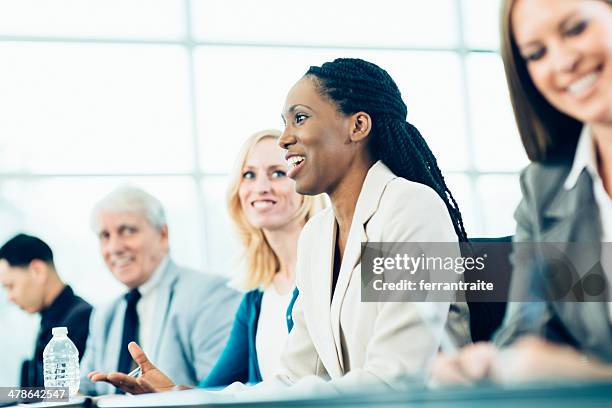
[88,342,176,394]
[430,336,612,387]
[490,336,612,383]
[428,342,498,387]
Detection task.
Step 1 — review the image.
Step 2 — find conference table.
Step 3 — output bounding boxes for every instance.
[9,381,611,408]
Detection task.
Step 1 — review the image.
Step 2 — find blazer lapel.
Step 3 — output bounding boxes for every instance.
[308,209,344,377]
[543,171,611,352]
[330,223,367,373]
[542,170,600,242]
[329,161,397,372]
[149,260,179,362]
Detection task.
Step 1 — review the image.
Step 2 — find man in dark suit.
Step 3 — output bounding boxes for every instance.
[0,234,92,387]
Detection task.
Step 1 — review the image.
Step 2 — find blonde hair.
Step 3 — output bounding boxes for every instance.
[227,129,325,290]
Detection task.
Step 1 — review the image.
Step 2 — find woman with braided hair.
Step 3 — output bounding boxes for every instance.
[91,58,471,394]
[272,57,471,389]
[289,58,469,242]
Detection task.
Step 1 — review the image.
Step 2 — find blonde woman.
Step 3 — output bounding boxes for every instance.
[201,129,323,386]
[90,129,323,393]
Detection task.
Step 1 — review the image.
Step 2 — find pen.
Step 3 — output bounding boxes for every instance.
[127,366,141,378]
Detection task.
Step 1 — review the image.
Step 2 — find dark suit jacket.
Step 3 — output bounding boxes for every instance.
[21,285,92,387]
[199,287,298,387]
[494,162,612,363]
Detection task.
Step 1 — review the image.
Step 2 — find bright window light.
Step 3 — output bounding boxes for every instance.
[0,0,185,39]
[0,42,194,174]
[191,0,458,48]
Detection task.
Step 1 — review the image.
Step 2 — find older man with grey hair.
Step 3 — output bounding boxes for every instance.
[79,186,241,395]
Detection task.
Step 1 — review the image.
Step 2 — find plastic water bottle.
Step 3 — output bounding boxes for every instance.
[43,327,80,397]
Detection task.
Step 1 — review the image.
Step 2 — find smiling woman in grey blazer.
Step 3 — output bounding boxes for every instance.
[430,0,612,385]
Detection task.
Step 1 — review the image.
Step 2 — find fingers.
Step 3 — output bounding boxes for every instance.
[137,377,159,393]
[459,343,497,380]
[429,353,472,387]
[445,357,473,386]
[429,343,498,387]
[88,372,110,383]
[107,372,138,386]
[107,372,144,394]
[88,371,141,393]
[128,342,156,372]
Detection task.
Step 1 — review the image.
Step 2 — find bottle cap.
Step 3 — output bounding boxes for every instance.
[52,327,68,336]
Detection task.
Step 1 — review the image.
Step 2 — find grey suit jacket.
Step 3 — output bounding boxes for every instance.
[494,162,612,363]
[79,259,241,395]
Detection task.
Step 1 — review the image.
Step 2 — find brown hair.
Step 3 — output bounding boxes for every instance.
[498,0,612,162]
[226,129,325,290]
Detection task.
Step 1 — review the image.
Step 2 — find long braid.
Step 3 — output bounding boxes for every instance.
[306,58,469,242]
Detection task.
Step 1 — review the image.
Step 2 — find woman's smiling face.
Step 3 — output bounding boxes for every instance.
[238,137,303,231]
[279,76,355,196]
[512,0,612,125]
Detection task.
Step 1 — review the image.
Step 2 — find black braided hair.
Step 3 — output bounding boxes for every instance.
[306,58,469,242]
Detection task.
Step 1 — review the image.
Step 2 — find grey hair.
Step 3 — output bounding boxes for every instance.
[90,186,167,232]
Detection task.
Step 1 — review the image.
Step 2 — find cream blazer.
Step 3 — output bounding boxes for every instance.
[277,161,466,390]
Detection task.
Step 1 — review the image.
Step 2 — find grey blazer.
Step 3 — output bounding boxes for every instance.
[79,259,241,395]
[494,162,612,363]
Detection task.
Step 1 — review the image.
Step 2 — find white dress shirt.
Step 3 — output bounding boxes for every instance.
[255,285,293,381]
[136,256,169,355]
[564,126,612,320]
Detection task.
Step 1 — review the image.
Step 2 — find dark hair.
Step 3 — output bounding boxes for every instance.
[498,0,612,162]
[0,233,55,268]
[306,58,468,242]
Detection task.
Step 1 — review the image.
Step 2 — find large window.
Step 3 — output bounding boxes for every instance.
[0,0,527,385]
